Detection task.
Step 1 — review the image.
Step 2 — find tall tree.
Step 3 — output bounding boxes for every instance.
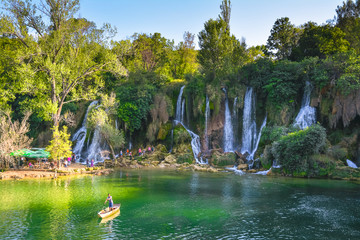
[291,22,349,60]
[219,0,231,32]
[335,0,360,53]
[266,17,301,60]
[0,0,125,127]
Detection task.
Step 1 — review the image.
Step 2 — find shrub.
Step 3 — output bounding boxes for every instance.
[308,154,337,177]
[272,124,327,173]
[176,153,194,164]
[211,152,237,167]
[327,145,348,161]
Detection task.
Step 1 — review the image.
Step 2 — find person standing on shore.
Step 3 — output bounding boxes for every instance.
[91,159,94,167]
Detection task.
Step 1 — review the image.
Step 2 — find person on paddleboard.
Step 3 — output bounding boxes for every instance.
[104,193,114,211]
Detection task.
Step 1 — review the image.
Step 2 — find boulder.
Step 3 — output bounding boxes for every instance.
[237,164,248,170]
[164,155,177,164]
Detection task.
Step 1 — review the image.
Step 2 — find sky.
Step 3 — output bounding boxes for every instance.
[79,0,345,48]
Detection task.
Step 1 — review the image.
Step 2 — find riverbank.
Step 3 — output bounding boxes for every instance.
[0,163,113,180]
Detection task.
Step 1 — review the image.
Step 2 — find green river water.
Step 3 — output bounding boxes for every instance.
[0,169,359,239]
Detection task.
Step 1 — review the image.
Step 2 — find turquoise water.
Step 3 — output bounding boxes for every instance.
[0,169,360,239]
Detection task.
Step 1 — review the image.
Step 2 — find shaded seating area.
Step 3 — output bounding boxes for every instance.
[10,148,51,170]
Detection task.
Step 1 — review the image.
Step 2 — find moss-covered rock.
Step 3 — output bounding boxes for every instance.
[329,166,360,180]
[157,122,172,141]
[176,153,194,164]
[210,151,237,167]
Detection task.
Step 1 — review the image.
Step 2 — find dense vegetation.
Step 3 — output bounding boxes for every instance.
[1,0,360,178]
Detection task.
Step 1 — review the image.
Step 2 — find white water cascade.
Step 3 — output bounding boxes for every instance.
[294,81,316,129]
[347,159,358,168]
[223,88,235,152]
[72,101,109,162]
[204,95,210,151]
[174,86,205,164]
[233,97,239,149]
[72,101,98,162]
[241,87,266,160]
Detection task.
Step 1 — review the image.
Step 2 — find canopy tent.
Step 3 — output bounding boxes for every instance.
[10,149,50,159]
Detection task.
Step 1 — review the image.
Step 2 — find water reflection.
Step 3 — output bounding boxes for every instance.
[0,171,360,239]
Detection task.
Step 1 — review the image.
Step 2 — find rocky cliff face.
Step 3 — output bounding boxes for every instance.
[314,88,360,128]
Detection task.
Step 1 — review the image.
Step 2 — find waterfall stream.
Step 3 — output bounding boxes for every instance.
[240,87,266,161]
[223,88,235,152]
[72,101,109,162]
[174,85,205,164]
[294,81,316,129]
[347,159,358,168]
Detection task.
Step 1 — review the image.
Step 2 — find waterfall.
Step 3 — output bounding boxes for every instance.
[173,85,205,164]
[204,95,210,150]
[294,81,316,129]
[176,86,185,121]
[249,115,267,160]
[72,101,98,162]
[223,88,234,152]
[241,87,266,161]
[181,99,185,124]
[232,97,238,148]
[241,87,257,155]
[347,159,358,168]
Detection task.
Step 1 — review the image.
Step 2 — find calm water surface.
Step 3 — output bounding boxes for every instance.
[0,169,359,239]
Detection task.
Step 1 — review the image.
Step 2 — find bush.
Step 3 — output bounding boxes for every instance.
[272,124,327,174]
[327,145,348,161]
[174,126,191,145]
[211,152,237,167]
[176,153,194,164]
[308,154,337,177]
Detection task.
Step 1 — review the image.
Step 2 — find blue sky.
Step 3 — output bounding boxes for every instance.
[79,0,345,48]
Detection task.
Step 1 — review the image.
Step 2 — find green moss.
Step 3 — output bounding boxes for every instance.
[157,123,172,141]
[176,153,194,164]
[211,152,237,167]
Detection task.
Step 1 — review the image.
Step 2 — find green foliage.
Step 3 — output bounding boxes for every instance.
[0,0,126,127]
[176,153,194,164]
[308,154,337,177]
[266,17,301,60]
[46,126,72,161]
[263,60,303,107]
[211,152,237,167]
[291,22,349,61]
[116,78,156,132]
[174,126,191,145]
[272,124,327,173]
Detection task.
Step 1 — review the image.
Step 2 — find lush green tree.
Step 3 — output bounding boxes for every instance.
[169,32,198,79]
[219,0,231,32]
[291,22,349,60]
[46,125,72,164]
[0,0,125,127]
[266,17,301,60]
[335,0,360,53]
[198,18,244,82]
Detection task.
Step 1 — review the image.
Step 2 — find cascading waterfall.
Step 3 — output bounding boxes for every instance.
[72,101,98,162]
[241,87,257,155]
[294,81,316,129]
[241,87,266,161]
[204,95,210,150]
[181,99,185,124]
[223,88,234,152]
[174,85,205,164]
[232,97,238,148]
[176,86,185,121]
[249,116,267,160]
